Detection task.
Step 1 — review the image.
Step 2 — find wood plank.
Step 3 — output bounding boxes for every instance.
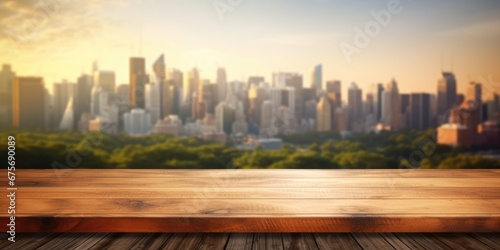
[37,233,82,250]
[3,233,60,250]
[352,233,396,250]
[382,233,429,250]
[68,233,110,250]
[225,233,254,250]
[0,233,33,248]
[10,198,500,215]
[253,233,283,250]
[176,233,204,249]
[159,233,187,250]
[129,233,171,250]
[432,233,495,250]
[197,233,230,250]
[314,233,362,250]
[18,187,500,199]
[469,233,500,249]
[18,169,500,179]
[9,217,499,233]
[8,177,500,188]
[379,233,412,250]
[282,233,318,250]
[87,233,143,250]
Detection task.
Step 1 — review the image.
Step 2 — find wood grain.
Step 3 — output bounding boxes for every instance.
[1,169,499,233]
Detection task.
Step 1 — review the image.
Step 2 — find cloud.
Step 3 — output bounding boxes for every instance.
[441,18,500,38]
[0,0,126,55]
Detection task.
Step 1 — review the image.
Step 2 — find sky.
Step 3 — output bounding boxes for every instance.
[1,0,500,98]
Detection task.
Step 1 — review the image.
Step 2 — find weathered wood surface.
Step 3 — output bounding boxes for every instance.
[1,170,499,232]
[1,233,499,250]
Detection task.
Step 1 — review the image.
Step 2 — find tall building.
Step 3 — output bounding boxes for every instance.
[466,82,482,121]
[215,102,235,135]
[13,77,46,129]
[270,87,295,118]
[216,68,227,105]
[437,72,457,121]
[382,79,402,130]
[130,57,146,108]
[400,93,410,128]
[284,73,303,118]
[375,83,384,123]
[248,85,269,125]
[153,54,166,118]
[53,80,75,128]
[311,64,322,93]
[260,100,274,136]
[326,80,341,108]
[183,68,199,105]
[124,108,152,135]
[91,71,116,117]
[316,95,332,132]
[348,82,363,130]
[74,74,93,130]
[248,76,265,89]
[0,64,15,128]
[409,93,431,130]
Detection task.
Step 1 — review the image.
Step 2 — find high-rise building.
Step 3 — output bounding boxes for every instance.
[124,108,152,135]
[382,79,402,130]
[316,95,332,132]
[260,100,274,136]
[270,87,295,118]
[74,74,93,130]
[284,73,303,118]
[409,93,431,130]
[216,68,227,105]
[348,82,363,130]
[130,57,146,108]
[0,64,15,128]
[437,72,457,121]
[53,80,75,128]
[215,102,235,135]
[248,85,269,125]
[466,82,482,121]
[311,64,322,92]
[375,83,384,123]
[183,68,199,105]
[326,80,341,108]
[13,77,46,129]
[400,93,410,128]
[152,54,166,119]
[248,76,265,89]
[91,71,115,117]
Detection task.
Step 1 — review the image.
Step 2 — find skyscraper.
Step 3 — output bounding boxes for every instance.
[409,93,431,130]
[466,82,482,121]
[348,82,363,130]
[375,83,384,123]
[130,57,146,108]
[146,54,165,123]
[311,64,322,93]
[216,68,227,105]
[382,79,402,130]
[13,77,46,129]
[437,72,457,120]
[124,108,152,135]
[215,102,235,135]
[326,80,341,108]
[0,64,15,128]
[74,74,93,130]
[317,94,332,132]
[91,71,116,117]
[53,80,75,128]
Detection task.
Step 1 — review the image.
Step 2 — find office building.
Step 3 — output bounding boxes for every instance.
[13,77,46,129]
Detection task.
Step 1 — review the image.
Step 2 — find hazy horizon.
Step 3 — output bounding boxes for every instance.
[1,0,500,97]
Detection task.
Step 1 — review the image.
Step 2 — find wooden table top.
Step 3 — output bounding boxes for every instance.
[1,169,499,232]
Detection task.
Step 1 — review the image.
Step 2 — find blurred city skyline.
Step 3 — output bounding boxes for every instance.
[1,0,500,97]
